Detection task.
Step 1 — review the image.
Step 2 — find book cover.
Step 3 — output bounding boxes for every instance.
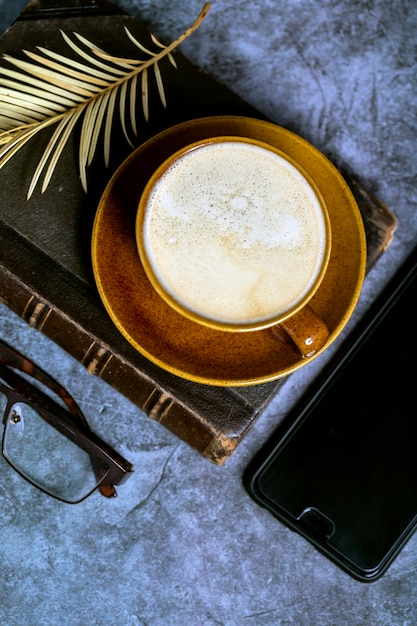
[0,0,397,463]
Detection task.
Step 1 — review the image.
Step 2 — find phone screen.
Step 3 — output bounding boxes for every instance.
[246,246,417,581]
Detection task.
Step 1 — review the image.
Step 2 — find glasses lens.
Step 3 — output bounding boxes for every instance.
[2,401,109,503]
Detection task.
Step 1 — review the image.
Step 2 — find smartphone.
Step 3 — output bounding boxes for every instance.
[245,245,417,582]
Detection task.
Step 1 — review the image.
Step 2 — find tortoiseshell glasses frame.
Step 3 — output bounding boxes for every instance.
[0,339,133,503]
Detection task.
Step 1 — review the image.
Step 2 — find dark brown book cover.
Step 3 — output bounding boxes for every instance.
[0,0,397,464]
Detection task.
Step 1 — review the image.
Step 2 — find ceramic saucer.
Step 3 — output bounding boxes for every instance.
[92,116,367,386]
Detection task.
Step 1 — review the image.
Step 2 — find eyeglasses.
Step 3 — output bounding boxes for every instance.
[0,339,133,503]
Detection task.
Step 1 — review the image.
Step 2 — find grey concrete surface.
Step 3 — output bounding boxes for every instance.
[0,0,416,624]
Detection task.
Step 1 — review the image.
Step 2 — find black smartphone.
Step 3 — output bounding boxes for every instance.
[245,245,417,582]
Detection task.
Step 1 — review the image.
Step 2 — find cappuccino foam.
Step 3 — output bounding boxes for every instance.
[141,141,328,326]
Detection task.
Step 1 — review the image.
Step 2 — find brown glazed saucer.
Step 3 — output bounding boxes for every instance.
[92,116,367,386]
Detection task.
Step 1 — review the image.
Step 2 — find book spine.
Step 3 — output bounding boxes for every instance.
[0,263,235,464]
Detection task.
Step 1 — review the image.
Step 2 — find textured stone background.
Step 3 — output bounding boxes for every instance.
[0,0,416,624]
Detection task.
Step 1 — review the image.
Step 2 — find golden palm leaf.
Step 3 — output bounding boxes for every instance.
[0,3,210,198]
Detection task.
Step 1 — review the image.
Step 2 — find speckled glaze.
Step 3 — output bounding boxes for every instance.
[92,116,367,385]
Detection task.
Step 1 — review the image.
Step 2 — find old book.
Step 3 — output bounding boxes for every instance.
[0,0,397,464]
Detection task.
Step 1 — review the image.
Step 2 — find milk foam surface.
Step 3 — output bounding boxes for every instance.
[142,141,328,326]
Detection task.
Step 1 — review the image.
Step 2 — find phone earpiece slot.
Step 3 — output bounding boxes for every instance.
[298,507,335,540]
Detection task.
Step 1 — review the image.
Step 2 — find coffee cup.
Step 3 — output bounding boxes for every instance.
[136,137,331,358]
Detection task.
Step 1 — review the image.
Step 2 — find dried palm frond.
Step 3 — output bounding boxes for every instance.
[0,3,210,198]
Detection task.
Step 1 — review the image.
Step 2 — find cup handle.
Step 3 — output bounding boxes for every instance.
[271,304,329,358]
